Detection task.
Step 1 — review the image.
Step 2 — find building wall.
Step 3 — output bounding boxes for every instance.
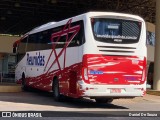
[146,22,155,62]
[147,45,155,62]
[0,35,20,82]
[0,35,20,53]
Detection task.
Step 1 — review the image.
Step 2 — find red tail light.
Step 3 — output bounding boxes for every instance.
[82,55,89,83]
[142,57,147,82]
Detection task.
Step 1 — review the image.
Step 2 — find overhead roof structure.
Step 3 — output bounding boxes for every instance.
[0,0,156,35]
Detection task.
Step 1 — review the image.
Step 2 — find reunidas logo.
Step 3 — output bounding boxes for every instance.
[27,52,45,66]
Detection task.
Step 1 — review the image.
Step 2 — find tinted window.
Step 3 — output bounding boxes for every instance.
[26,34,38,51]
[26,20,85,52]
[51,20,85,49]
[17,37,28,62]
[91,18,141,44]
[69,21,85,47]
[26,30,52,52]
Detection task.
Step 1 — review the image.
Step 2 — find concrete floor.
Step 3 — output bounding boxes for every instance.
[0,91,159,112]
[0,91,160,119]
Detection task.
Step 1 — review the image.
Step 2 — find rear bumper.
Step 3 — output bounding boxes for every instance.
[78,81,146,98]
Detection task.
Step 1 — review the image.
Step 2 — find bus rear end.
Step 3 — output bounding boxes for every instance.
[79,12,146,102]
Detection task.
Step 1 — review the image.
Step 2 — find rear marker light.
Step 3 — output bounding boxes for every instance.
[84,68,88,80]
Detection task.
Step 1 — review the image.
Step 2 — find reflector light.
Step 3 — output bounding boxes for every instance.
[84,68,88,80]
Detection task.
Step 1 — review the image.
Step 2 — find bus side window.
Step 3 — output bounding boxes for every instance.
[17,37,27,63]
[68,20,85,47]
[26,31,52,51]
[38,30,52,50]
[24,20,85,51]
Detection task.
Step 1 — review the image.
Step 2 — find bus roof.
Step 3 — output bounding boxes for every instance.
[31,22,56,32]
[20,11,144,37]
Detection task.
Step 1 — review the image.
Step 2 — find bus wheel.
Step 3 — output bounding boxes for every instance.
[21,74,28,91]
[95,98,113,103]
[53,78,63,102]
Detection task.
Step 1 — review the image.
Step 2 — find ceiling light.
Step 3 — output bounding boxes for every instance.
[1,17,6,20]
[51,0,57,4]
[7,10,12,14]
[15,3,20,7]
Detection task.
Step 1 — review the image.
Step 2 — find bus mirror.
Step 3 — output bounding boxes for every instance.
[13,43,17,53]
[13,47,17,53]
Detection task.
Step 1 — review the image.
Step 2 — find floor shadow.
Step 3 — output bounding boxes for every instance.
[0,88,128,110]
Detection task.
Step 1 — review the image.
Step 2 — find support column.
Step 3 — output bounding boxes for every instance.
[153,0,160,90]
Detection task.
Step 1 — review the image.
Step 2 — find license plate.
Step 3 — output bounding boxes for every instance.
[110,88,121,93]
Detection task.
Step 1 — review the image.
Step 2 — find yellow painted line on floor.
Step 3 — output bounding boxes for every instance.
[0,85,22,92]
[147,91,160,96]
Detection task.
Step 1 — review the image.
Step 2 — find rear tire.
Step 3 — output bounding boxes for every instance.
[95,98,113,103]
[53,78,63,102]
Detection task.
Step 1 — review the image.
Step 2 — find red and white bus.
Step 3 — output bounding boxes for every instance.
[13,12,147,103]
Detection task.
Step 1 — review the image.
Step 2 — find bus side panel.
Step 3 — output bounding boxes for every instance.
[58,46,83,98]
[16,47,83,96]
[15,18,85,98]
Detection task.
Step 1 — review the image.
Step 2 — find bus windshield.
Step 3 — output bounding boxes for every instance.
[91,18,141,44]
